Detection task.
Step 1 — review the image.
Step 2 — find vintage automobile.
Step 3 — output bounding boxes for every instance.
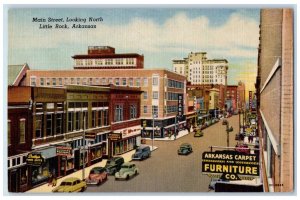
[194,129,204,137]
[222,119,228,125]
[115,163,139,180]
[105,156,124,175]
[177,143,193,155]
[132,145,151,160]
[86,167,108,185]
[235,143,250,154]
[52,177,87,193]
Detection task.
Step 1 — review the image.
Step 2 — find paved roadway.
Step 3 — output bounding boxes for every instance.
[86,115,239,193]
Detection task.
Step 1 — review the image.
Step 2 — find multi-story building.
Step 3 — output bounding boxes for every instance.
[226,85,238,112]
[257,9,293,192]
[237,81,246,110]
[72,46,144,69]
[173,52,228,85]
[24,69,187,139]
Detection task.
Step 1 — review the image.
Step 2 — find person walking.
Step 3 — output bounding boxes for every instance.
[48,172,53,186]
[52,174,57,187]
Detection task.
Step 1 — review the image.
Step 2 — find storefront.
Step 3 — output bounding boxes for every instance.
[8,153,29,192]
[108,125,141,157]
[29,146,57,188]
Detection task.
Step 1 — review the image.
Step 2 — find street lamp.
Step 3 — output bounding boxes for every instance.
[82,114,86,180]
[152,112,157,151]
[226,123,233,147]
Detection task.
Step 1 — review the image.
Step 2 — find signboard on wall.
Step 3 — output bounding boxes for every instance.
[56,146,72,157]
[108,133,122,141]
[202,151,259,180]
[178,94,183,118]
[26,153,44,166]
[249,91,253,111]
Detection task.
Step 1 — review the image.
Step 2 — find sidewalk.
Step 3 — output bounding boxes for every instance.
[26,144,157,193]
[144,129,190,141]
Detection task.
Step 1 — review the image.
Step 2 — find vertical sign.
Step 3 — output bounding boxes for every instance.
[249,91,252,112]
[178,94,183,118]
[193,96,197,111]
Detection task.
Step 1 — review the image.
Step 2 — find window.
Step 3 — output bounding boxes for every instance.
[35,115,43,138]
[97,110,102,127]
[95,78,100,85]
[68,112,74,132]
[114,105,123,122]
[143,92,148,100]
[56,113,62,135]
[71,78,75,84]
[102,78,106,85]
[75,112,80,130]
[122,78,127,86]
[19,119,26,143]
[8,120,11,145]
[115,78,120,86]
[46,114,52,136]
[116,58,123,65]
[40,78,44,86]
[143,106,148,113]
[108,78,113,84]
[103,110,108,126]
[76,78,80,85]
[95,59,102,65]
[86,59,93,66]
[130,105,137,119]
[136,78,140,87]
[152,77,158,86]
[105,59,113,65]
[143,78,148,86]
[58,78,62,86]
[129,78,133,86]
[30,77,36,86]
[83,111,88,129]
[89,78,93,85]
[126,58,134,65]
[153,91,158,99]
[92,111,96,127]
[152,106,158,115]
[46,78,50,86]
[82,78,87,85]
[52,78,56,86]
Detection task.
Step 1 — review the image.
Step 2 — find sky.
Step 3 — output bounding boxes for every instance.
[8,7,260,93]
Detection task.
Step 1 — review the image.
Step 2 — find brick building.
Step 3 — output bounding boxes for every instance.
[257,9,293,192]
[72,46,144,69]
[24,68,187,139]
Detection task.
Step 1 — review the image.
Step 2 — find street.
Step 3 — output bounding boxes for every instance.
[85,115,239,192]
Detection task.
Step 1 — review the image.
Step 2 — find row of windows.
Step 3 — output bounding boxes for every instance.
[31,77,151,87]
[166,105,178,113]
[142,105,159,115]
[166,92,183,101]
[114,104,138,122]
[75,58,136,66]
[167,79,184,89]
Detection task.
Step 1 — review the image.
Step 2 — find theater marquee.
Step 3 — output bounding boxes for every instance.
[202,151,260,180]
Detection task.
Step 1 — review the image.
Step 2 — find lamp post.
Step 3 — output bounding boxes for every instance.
[82,114,86,180]
[226,123,233,147]
[152,112,157,151]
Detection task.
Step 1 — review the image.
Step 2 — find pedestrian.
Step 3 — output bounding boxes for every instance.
[52,175,57,187]
[48,172,53,186]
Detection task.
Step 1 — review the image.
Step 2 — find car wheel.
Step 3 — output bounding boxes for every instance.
[80,186,86,192]
[135,170,138,176]
[126,175,130,180]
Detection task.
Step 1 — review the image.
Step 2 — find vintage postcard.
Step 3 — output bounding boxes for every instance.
[5,4,295,195]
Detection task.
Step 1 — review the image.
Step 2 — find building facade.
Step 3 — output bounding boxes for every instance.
[257,9,293,192]
[226,85,238,112]
[24,69,187,139]
[72,46,144,69]
[172,52,228,85]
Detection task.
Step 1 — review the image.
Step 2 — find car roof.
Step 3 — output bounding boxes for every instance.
[62,177,80,182]
[122,162,133,166]
[180,143,191,146]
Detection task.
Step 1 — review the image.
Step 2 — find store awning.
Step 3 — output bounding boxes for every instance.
[32,146,57,159]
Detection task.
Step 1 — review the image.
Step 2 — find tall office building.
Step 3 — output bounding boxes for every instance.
[173,52,228,85]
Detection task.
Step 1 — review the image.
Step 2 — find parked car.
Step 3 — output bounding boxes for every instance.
[222,119,228,125]
[86,167,108,185]
[132,145,151,160]
[194,129,204,137]
[52,177,87,193]
[178,143,193,155]
[115,163,139,180]
[105,156,124,175]
[235,144,250,154]
[208,178,230,190]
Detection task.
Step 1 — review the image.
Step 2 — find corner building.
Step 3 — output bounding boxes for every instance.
[25,69,187,139]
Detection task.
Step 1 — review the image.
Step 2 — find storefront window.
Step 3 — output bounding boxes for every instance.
[46,114,52,136]
[20,167,28,186]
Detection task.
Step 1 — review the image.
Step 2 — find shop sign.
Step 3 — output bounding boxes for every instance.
[85,132,96,140]
[26,153,44,166]
[249,91,252,112]
[56,146,72,157]
[108,133,122,141]
[202,151,259,180]
[178,94,183,118]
